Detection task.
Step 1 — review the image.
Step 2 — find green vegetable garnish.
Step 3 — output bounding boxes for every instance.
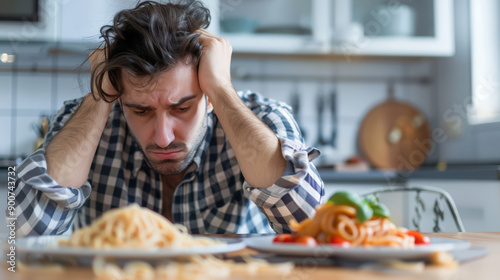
[328,191,364,208]
[372,203,390,218]
[327,191,390,223]
[356,203,373,223]
[363,196,379,207]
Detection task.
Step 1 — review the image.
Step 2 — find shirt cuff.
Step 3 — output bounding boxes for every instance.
[244,137,322,207]
[280,136,320,170]
[17,149,91,209]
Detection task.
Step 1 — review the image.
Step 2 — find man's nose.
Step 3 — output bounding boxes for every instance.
[154,114,175,148]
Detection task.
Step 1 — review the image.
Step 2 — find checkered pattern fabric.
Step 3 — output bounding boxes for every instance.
[13,90,324,237]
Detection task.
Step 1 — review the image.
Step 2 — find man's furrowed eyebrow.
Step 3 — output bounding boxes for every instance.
[122,95,198,110]
[123,103,153,110]
[168,95,198,107]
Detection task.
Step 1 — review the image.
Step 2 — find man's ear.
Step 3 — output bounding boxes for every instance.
[206,95,213,113]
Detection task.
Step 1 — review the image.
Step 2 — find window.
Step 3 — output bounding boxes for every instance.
[469,0,500,124]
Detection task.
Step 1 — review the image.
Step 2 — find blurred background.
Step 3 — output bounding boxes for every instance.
[1,0,499,235]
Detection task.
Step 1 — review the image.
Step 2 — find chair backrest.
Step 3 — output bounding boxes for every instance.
[361,186,466,232]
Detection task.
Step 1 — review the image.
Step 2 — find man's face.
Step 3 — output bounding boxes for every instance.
[120,63,209,176]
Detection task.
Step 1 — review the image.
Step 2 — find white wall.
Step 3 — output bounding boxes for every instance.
[0,49,88,158]
[408,179,500,232]
[1,52,437,167]
[230,56,438,166]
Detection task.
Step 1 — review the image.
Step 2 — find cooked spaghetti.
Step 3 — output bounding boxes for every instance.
[289,203,416,248]
[57,204,293,279]
[59,203,218,249]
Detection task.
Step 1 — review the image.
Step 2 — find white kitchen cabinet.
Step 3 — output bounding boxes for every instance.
[59,0,330,50]
[203,0,454,56]
[325,178,500,233]
[202,0,331,54]
[0,0,59,42]
[333,0,454,57]
[407,179,500,232]
[59,0,138,43]
[0,0,138,43]
[1,0,454,56]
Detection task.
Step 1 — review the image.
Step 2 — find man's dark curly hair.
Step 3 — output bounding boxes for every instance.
[91,0,210,102]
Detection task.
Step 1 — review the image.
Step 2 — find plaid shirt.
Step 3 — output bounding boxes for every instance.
[13,91,324,237]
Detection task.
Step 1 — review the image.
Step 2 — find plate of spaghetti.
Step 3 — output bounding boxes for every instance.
[246,191,470,260]
[15,204,245,259]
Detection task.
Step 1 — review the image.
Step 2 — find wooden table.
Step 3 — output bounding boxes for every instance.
[1,232,499,280]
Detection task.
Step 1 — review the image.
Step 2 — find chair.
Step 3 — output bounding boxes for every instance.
[361,186,466,232]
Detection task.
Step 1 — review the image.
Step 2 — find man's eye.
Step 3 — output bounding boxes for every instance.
[177,107,190,113]
[133,110,148,116]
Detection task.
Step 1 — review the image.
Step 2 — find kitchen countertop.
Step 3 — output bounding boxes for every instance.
[407,165,500,180]
[318,164,500,183]
[0,169,8,185]
[318,168,404,184]
[2,164,499,187]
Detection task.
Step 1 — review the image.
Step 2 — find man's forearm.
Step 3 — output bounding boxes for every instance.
[195,30,286,188]
[206,85,287,189]
[46,93,113,188]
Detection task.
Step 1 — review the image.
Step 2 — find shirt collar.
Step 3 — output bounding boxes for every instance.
[132,142,147,177]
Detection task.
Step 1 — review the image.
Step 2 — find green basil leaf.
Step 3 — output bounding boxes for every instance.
[356,203,373,223]
[363,196,379,207]
[372,203,390,218]
[328,191,364,208]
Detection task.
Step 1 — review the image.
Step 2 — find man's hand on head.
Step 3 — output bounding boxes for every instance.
[196,29,234,99]
[89,48,118,101]
[194,31,286,189]
[46,49,116,189]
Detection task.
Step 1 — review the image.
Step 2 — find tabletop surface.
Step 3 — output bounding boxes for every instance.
[1,232,499,280]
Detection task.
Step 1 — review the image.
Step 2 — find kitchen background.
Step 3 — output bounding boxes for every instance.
[1,0,500,237]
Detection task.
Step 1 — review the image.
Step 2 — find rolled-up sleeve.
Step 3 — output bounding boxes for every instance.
[11,98,92,237]
[241,91,324,233]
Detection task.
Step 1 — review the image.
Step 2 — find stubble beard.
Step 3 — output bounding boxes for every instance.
[144,112,208,176]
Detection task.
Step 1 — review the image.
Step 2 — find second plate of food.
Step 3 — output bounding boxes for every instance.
[245,236,470,260]
[13,235,245,259]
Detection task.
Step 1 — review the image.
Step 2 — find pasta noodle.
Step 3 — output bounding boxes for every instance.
[59,204,293,279]
[59,203,219,249]
[290,203,415,248]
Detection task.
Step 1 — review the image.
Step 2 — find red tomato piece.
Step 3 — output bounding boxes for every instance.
[294,236,318,246]
[406,230,431,245]
[330,235,350,247]
[273,234,295,243]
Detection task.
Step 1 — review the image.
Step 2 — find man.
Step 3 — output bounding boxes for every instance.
[13,0,324,236]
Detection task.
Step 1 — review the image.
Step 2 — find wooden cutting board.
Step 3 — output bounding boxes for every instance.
[358,98,432,170]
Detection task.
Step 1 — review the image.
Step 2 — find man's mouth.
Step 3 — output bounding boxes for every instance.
[149,150,184,160]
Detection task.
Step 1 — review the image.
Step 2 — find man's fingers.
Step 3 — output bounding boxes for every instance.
[90,48,105,59]
[196,30,231,49]
[89,48,107,71]
[195,28,219,41]
[195,28,213,36]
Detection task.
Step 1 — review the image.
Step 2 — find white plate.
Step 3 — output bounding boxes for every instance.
[12,236,245,259]
[245,236,471,260]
